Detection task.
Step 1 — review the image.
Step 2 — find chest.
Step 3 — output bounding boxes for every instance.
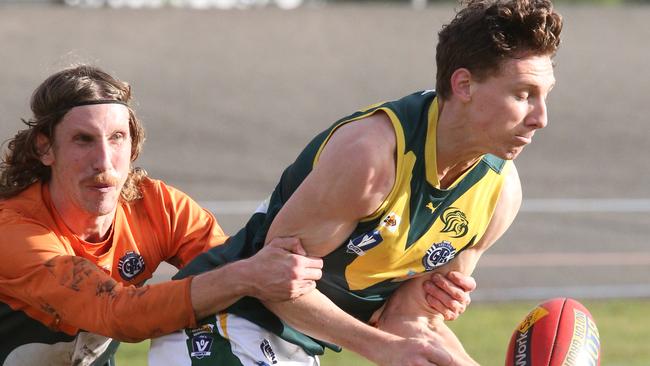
[61,209,164,287]
[339,158,505,291]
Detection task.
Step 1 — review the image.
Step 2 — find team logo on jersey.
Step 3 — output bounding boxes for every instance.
[440,207,469,238]
[190,334,214,359]
[380,212,401,233]
[117,251,145,280]
[346,230,383,256]
[260,339,278,364]
[426,202,436,213]
[422,241,456,270]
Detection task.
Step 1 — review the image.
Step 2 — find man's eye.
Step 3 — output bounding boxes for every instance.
[515,93,529,101]
[74,135,93,143]
[112,132,126,141]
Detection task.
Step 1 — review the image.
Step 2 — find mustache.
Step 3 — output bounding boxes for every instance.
[84,173,120,186]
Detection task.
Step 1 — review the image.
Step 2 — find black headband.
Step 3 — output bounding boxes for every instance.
[70,99,129,108]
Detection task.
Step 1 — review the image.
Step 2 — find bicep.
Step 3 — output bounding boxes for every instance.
[266,114,396,257]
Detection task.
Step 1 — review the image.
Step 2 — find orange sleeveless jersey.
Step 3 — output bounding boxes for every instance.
[0,178,227,341]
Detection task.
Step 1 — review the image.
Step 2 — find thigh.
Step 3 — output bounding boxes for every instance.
[149,313,320,366]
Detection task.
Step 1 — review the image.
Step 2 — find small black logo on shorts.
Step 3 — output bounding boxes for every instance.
[260,339,278,364]
[117,251,145,280]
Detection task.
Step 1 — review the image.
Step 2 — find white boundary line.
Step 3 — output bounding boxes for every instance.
[199,199,650,215]
[197,198,650,301]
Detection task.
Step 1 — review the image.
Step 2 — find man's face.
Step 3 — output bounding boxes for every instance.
[40,104,132,218]
[468,54,556,160]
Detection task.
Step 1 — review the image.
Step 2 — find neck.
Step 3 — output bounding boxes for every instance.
[47,184,116,243]
[435,99,484,188]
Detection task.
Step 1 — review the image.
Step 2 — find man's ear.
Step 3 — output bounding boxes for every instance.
[36,134,54,166]
[449,68,472,102]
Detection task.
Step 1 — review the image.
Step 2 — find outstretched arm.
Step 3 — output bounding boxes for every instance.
[191,236,323,320]
[0,231,321,342]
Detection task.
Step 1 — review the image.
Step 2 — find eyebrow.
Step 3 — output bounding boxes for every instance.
[517,79,556,91]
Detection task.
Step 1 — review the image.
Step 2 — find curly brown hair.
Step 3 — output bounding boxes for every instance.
[0,65,147,200]
[435,0,563,100]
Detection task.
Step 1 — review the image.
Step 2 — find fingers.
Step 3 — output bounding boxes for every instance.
[266,236,303,253]
[446,271,477,292]
[298,266,323,281]
[299,255,324,270]
[424,291,459,320]
[423,274,471,320]
[432,273,472,306]
[265,237,323,270]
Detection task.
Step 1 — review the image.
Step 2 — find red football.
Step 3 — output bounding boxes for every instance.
[505,298,601,366]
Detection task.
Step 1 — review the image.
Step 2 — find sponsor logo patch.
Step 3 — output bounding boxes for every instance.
[517,307,549,333]
[514,326,532,365]
[190,334,213,359]
[190,323,215,336]
[512,307,548,364]
[562,310,600,366]
[346,230,383,256]
[380,212,401,233]
[422,241,456,270]
[117,251,145,280]
[440,207,469,238]
[260,339,278,364]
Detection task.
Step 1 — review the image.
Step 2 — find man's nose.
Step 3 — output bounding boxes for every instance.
[92,139,113,172]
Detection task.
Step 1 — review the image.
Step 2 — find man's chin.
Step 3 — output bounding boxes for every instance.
[496,147,524,161]
[83,197,119,217]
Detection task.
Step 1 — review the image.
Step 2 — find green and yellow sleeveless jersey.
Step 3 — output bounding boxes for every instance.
[176,90,510,354]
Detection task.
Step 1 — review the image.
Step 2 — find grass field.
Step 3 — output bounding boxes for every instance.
[117,298,650,365]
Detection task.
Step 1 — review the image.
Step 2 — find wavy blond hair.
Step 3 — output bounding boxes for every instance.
[0,65,147,200]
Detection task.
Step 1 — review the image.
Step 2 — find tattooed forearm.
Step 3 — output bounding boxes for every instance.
[45,256,110,292]
[96,279,118,298]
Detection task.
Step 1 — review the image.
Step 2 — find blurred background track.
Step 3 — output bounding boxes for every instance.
[1,2,648,302]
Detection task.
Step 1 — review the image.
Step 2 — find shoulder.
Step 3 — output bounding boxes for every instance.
[0,183,58,239]
[498,162,522,215]
[314,112,397,217]
[130,177,209,219]
[472,162,521,252]
[321,111,396,175]
[0,183,45,216]
[0,205,67,277]
[133,177,192,206]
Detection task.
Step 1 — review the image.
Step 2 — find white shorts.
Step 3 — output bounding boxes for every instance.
[149,313,320,366]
